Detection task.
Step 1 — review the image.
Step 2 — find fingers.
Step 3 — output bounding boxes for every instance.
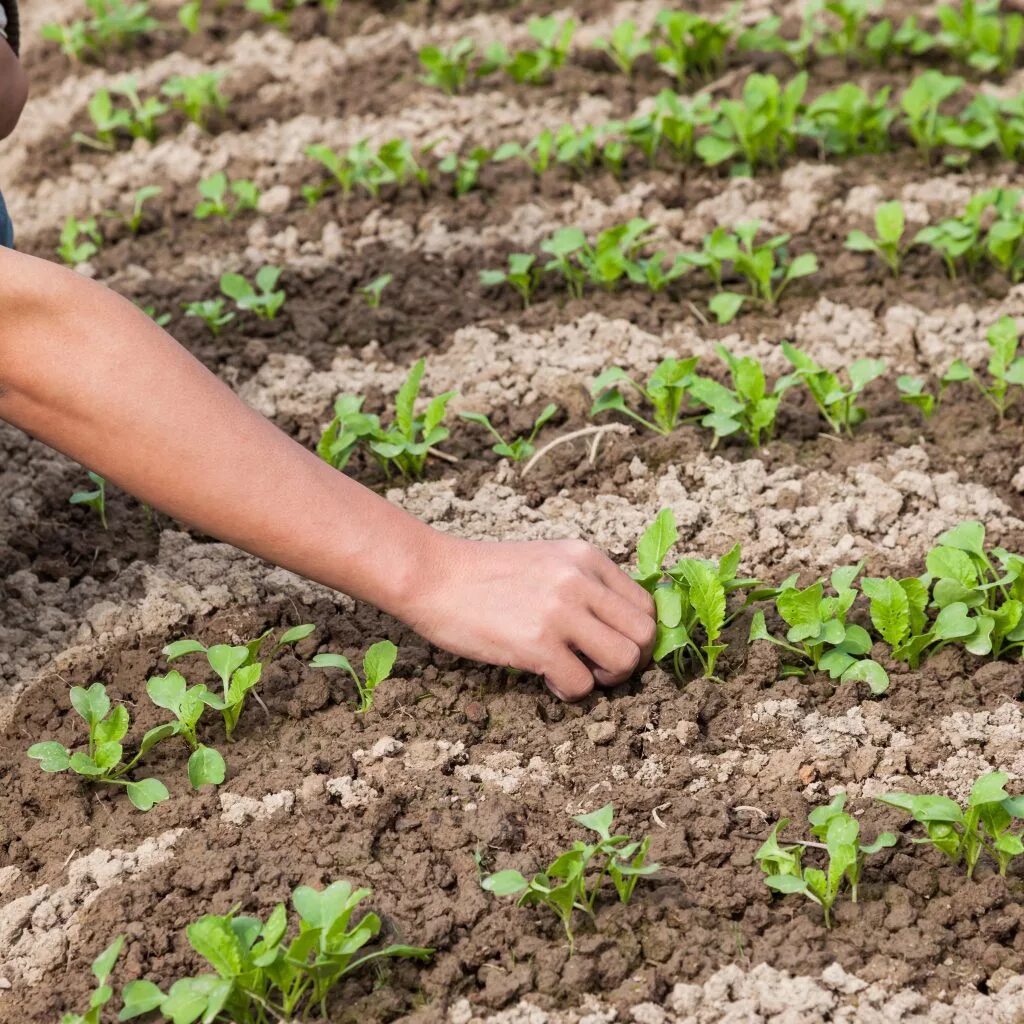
[584,546,657,619]
[580,577,657,664]
[572,613,644,688]
[542,647,596,702]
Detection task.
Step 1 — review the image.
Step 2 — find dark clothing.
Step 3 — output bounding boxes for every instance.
[1,0,18,247]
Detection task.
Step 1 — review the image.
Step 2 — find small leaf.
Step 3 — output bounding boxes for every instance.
[363,640,398,686]
[125,778,170,812]
[840,659,889,695]
[188,745,226,789]
[277,623,315,646]
[28,741,71,773]
[118,979,165,1020]
[482,869,529,896]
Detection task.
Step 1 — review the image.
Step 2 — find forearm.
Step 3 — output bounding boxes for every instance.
[0,39,27,139]
[0,249,439,617]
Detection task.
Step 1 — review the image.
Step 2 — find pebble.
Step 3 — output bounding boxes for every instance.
[587,721,617,746]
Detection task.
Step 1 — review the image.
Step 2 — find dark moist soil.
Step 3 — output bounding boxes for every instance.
[2,597,1024,1024]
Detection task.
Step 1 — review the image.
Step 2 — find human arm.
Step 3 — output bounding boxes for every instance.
[0,32,27,140]
[0,249,656,700]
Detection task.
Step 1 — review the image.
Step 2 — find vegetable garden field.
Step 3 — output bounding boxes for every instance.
[6,0,1024,1020]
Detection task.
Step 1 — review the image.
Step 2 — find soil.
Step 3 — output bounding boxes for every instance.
[4,1,1024,1022]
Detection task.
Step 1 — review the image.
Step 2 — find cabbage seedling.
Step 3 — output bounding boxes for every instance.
[70,471,107,529]
[163,623,314,739]
[757,794,896,928]
[935,0,1023,74]
[146,671,226,788]
[845,200,907,275]
[122,881,432,1023]
[459,403,557,461]
[590,358,699,436]
[594,20,651,76]
[61,935,127,1024]
[439,147,491,196]
[194,172,260,219]
[42,0,157,60]
[653,10,731,83]
[75,78,166,149]
[361,272,392,308]
[943,316,1024,424]
[220,266,286,319]
[800,83,893,156]
[730,221,818,308]
[310,639,398,713]
[161,70,227,128]
[782,342,885,434]
[481,804,658,952]
[57,216,102,267]
[117,184,161,234]
[418,37,475,94]
[487,16,576,85]
[183,298,235,336]
[479,253,540,307]
[749,564,890,694]
[878,771,1024,878]
[900,70,963,162]
[27,682,172,811]
[304,139,424,202]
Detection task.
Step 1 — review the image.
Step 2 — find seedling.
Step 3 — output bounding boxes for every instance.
[116,185,161,234]
[179,0,201,32]
[594,20,651,76]
[74,78,166,149]
[652,10,731,83]
[749,564,890,694]
[61,935,126,1024]
[811,0,882,59]
[487,16,576,85]
[540,219,656,297]
[590,358,698,436]
[878,771,1024,878]
[624,89,714,164]
[310,640,398,713]
[479,253,540,307]
[438,146,491,196]
[953,93,1024,162]
[845,200,907,275]
[900,71,963,163]
[27,682,172,811]
[481,805,658,951]
[139,304,171,328]
[943,316,1024,424]
[361,272,393,308]
[861,14,934,65]
[183,298,235,336]
[935,0,1023,74]
[688,345,794,447]
[123,881,432,1023]
[319,359,456,479]
[69,471,108,529]
[635,508,760,680]
[57,216,102,267]
[419,38,475,94]
[736,13,815,67]
[43,0,156,60]
[163,623,315,739]
[146,671,226,788]
[696,72,807,172]
[729,221,818,309]
[459,403,558,462]
[757,794,896,928]
[801,83,893,157]
[220,266,286,320]
[782,342,885,434]
[304,139,425,203]
[161,71,227,128]
[194,172,260,220]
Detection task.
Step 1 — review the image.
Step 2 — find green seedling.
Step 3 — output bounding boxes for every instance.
[540,219,656,297]
[625,89,714,164]
[459,403,558,462]
[163,623,314,740]
[895,374,943,419]
[116,184,161,234]
[43,0,156,60]
[310,640,398,713]
[845,200,907,275]
[634,508,760,681]
[800,83,893,156]
[936,0,1023,74]
[696,72,807,172]
[146,671,226,788]
[594,19,651,76]
[688,345,794,447]
[161,71,227,128]
[419,38,475,94]
[736,13,816,67]
[479,253,540,307]
[878,771,1024,878]
[361,272,393,308]
[900,70,963,163]
[729,221,818,309]
[943,316,1024,423]
[811,0,880,59]
[184,298,235,336]
[590,357,698,436]
[952,93,1024,162]
[70,471,108,529]
[122,881,432,1023]
[179,0,201,32]
[487,16,576,85]
[749,564,890,694]
[438,146,491,196]
[782,341,885,434]
[757,794,897,928]
[74,78,166,149]
[652,10,732,83]
[194,172,260,220]
[304,139,426,204]
[57,215,102,267]
[220,265,286,320]
[860,14,933,65]
[481,805,658,952]
[27,682,172,811]
[61,935,126,1024]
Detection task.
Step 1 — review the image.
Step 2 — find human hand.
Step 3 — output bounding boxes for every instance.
[402,535,657,701]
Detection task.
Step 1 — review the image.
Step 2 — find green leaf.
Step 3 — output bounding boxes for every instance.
[363,640,398,686]
[125,778,170,812]
[636,508,678,580]
[188,745,226,789]
[163,639,208,661]
[147,671,188,713]
[709,291,744,324]
[574,803,614,839]
[845,229,877,253]
[92,935,125,985]
[969,771,1010,807]
[778,582,824,642]
[207,645,251,691]
[653,622,688,662]
[395,358,426,438]
[71,682,110,727]
[118,979,165,1020]
[188,916,247,978]
[28,741,71,773]
[765,873,808,894]
[936,521,987,558]
[482,869,529,896]
[840,659,889,695]
[682,561,726,642]
[95,704,130,745]
[861,577,910,646]
[926,546,978,585]
[278,623,315,646]
[875,200,905,243]
[138,723,177,758]
[933,602,975,640]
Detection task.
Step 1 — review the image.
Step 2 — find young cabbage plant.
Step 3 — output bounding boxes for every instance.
[845,200,907,275]
[800,82,893,157]
[160,70,227,128]
[811,0,883,60]
[688,345,794,447]
[304,138,426,204]
[163,624,315,740]
[310,640,398,714]
[459,403,558,462]
[57,216,102,267]
[361,272,393,308]
[481,805,658,952]
[220,265,286,320]
[942,316,1024,424]
[935,0,1023,74]
[60,935,128,1024]
[121,881,432,1024]
[594,19,651,76]
[43,0,157,60]
[899,70,963,163]
[634,508,760,681]
[487,16,576,85]
[28,682,172,811]
[418,37,475,94]
[75,78,166,149]
[183,298,235,336]
[70,471,108,529]
[146,671,226,788]
[652,10,732,83]
[781,341,886,434]
[729,221,818,309]
[194,172,260,220]
[749,564,890,694]
[878,771,1024,878]
[590,357,699,436]
[540,219,656,297]
[116,184,161,234]
[625,90,714,164]
[757,794,897,928]
[480,253,540,307]
[736,13,816,67]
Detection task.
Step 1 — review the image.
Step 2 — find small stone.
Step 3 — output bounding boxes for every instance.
[587,721,617,746]
[675,720,700,746]
[465,701,488,725]
[257,184,292,215]
[798,763,818,784]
